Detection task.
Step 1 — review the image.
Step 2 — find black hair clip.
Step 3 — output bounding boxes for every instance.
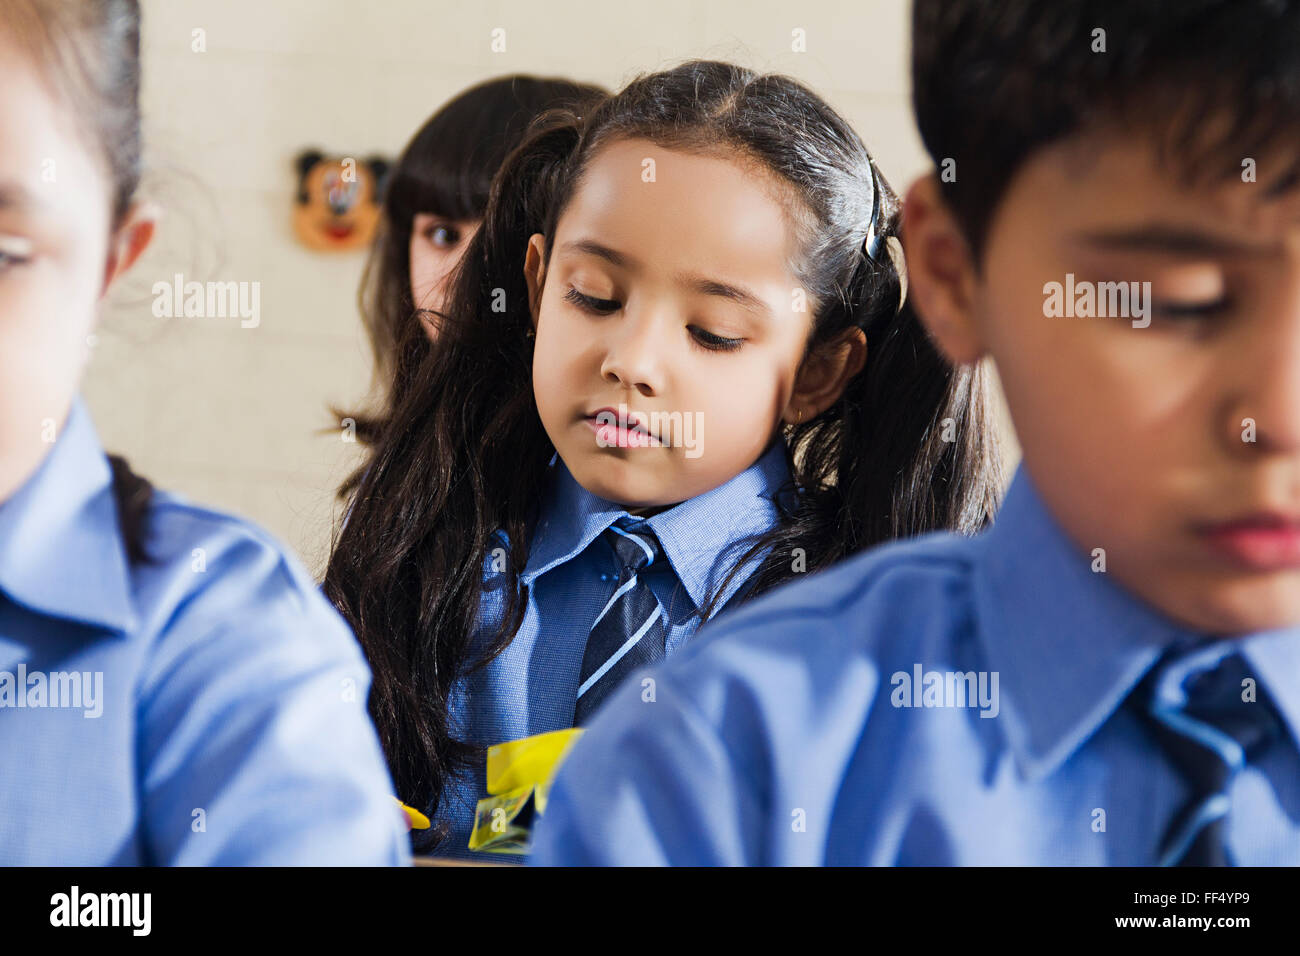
[862,158,908,313]
[863,158,883,260]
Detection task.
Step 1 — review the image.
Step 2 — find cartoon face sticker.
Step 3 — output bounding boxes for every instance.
[293,150,391,252]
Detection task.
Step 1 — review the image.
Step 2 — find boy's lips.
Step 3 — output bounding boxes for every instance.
[1198,513,1300,571]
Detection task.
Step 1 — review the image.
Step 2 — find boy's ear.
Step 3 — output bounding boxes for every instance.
[902,175,985,365]
[522,232,547,329]
[785,326,868,425]
[101,201,158,299]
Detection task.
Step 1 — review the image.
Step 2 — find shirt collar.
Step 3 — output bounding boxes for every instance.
[0,397,137,636]
[521,439,794,613]
[972,466,1197,782]
[1239,628,1300,754]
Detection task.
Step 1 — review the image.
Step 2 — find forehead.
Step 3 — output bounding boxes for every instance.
[0,31,111,222]
[555,137,804,282]
[1010,126,1300,239]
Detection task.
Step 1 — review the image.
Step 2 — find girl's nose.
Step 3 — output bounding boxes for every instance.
[599,311,665,396]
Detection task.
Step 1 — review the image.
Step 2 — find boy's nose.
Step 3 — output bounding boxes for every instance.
[1229,281,1300,455]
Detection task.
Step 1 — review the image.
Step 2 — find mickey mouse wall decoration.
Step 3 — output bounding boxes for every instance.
[292,149,391,252]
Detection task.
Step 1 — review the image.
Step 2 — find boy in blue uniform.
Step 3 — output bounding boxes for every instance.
[531,0,1300,865]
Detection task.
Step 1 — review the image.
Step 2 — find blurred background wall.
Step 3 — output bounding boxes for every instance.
[85,0,1013,576]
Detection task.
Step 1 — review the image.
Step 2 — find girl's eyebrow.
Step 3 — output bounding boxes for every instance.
[560,238,634,268]
[675,272,772,318]
[560,237,771,318]
[0,182,51,215]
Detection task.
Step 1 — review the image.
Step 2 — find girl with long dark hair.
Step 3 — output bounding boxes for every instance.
[325,59,1005,858]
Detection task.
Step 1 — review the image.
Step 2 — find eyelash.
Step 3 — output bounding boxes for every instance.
[562,287,746,352]
[0,250,30,271]
[689,327,745,352]
[1151,295,1232,321]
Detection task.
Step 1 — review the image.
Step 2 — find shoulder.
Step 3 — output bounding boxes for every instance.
[673,529,982,684]
[130,489,361,680]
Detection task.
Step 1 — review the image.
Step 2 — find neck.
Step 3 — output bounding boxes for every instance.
[625,503,674,518]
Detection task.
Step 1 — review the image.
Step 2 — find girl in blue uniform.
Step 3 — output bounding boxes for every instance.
[0,0,407,865]
[325,59,1006,858]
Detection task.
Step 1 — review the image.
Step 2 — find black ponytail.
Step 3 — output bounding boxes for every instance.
[107,455,154,564]
[697,98,1003,616]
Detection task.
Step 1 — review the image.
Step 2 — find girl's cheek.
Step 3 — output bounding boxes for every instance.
[0,252,99,374]
[409,244,438,308]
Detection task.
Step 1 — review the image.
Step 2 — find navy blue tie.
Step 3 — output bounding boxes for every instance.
[573,518,666,726]
[1136,645,1284,866]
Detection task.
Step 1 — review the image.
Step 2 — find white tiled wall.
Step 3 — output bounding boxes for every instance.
[83,0,1013,577]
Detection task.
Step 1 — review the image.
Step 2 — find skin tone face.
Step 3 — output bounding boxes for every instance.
[0,32,154,504]
[524,138,865,514]
[905,124,1300,636]
[409,212,480,337]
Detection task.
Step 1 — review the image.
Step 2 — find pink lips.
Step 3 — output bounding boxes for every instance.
[584,407,663,448]
[1201,514,1300,571]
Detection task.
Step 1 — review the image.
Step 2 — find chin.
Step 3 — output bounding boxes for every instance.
[568,454,668,509]
[1163,576,1300,638]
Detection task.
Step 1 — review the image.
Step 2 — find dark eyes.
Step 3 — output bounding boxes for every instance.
[562,287,745,352]
[424,224,461,248]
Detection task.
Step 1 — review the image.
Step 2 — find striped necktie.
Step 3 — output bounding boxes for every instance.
[1136,644,1285,866]
[573,517,667,726]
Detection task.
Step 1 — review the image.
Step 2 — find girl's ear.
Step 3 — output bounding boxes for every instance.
[785,326,867,424]
[901,175,984,365]
[101,201,159,299]
[522,232,547,330]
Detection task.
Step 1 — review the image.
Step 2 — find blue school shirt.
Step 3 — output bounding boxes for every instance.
[0,398,410,865]
[530,466,1300,865]
[420,438,795,859]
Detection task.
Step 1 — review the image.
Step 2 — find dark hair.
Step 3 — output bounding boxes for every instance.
[324,59,1004,851]
[6,0,153,562]
[912,0,1300,262]
[340,75,607,455]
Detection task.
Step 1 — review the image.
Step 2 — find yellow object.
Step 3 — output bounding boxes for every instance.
[468,728,584,854]
[394,796,431,830]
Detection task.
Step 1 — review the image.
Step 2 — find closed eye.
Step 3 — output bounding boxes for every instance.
[0,236,34,271]
[563,287,745,351]
[564,287,620,314]
[689,326,745,352]
[1150,296,1231,320]
[0,250,30,271]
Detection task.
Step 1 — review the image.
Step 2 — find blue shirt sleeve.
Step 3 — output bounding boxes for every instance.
[133,513,410,866]
[533,673,767,865]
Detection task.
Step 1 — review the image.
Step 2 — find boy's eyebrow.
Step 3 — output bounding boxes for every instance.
[559,238,772,317]
[1073,226,1272,256]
